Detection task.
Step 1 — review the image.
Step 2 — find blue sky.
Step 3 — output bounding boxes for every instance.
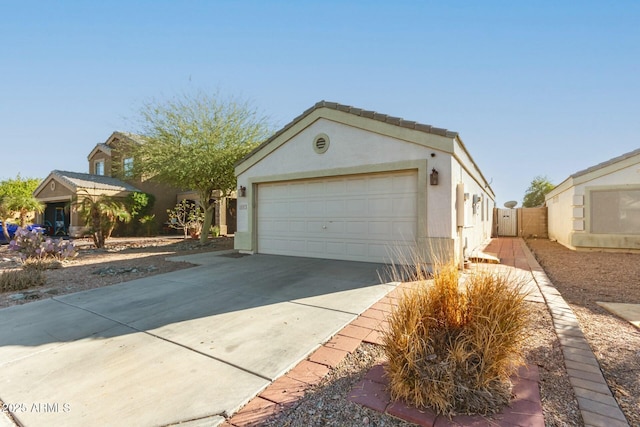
[1,1,638,206]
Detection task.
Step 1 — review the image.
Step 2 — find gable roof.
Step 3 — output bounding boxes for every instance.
[238,100,459,167]
[235,100,494,197]
[87,131,147,160]
[546,147,640,199]
[35,170,140,196]
[87,143,112,160]
[106,131,148,146]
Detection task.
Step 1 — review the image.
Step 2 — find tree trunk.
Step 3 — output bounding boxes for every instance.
[199,204,214,244]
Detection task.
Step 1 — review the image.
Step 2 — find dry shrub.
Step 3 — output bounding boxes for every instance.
[0,269,46,292]
[383,259,530,416]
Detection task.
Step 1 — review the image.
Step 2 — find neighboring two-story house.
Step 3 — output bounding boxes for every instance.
[34,131,236,237]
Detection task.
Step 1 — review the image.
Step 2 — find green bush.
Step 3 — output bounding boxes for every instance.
[383,260,531,416]
[0,269,46,292]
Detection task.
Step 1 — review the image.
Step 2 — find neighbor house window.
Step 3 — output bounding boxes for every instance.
[123,157,134,177]
[590,188,640,234]
[95,160,105,176]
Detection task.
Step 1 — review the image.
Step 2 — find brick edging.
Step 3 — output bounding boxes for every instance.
[519,239,630,427]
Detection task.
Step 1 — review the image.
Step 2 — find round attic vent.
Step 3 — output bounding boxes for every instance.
[50,181,56,191]
[313,133,330,154]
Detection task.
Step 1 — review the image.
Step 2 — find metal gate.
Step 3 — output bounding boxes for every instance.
[496,208,517,236]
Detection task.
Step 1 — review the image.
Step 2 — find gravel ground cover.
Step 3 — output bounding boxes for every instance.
[0,236,233,309]
[526,239,640,427]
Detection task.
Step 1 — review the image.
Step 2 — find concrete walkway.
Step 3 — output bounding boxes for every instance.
[0,254,394,427]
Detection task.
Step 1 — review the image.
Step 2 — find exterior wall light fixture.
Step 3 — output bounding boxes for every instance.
[238,186,246,197]
[430,168,439,185]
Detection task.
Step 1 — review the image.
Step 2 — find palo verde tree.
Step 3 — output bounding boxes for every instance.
[0,175,44,241]
[132,91,271,243]
[522,176,555,207]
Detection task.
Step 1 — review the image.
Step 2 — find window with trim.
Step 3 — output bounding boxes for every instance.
[123,157,134,177]
[95,160,105,176]
[590,188,640,234]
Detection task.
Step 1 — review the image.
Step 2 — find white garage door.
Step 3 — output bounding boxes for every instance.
[257,171,418,263]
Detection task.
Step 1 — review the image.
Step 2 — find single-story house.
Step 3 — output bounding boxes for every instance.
[546,147,640,251]
[234,101,495,266]
[33,170,140,237]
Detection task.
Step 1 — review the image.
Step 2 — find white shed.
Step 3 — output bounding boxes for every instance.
[546,148,640,251]
[234,101,495,266]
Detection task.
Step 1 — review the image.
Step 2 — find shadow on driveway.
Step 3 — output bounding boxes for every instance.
[0,253,395,427]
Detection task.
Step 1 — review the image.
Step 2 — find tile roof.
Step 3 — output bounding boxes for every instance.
[239,101,459,166]
[570,147,640,179]
[279,100,457,141]
[51,170,140,192]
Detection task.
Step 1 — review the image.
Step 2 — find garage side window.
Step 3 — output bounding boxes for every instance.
[590,188,640,234]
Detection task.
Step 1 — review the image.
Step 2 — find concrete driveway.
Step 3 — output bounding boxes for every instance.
[0,253,395,427]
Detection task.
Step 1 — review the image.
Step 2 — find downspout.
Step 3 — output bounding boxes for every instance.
[456,182,466,269]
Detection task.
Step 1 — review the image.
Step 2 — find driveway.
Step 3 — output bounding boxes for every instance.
[0,253,395,426]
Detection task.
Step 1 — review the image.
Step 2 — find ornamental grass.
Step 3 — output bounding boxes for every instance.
[382,258,531,416]
[0,269,46,292]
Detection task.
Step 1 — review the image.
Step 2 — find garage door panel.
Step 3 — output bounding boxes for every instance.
[346,178,367,193]
[343,222,367,236]
[307,221,325,233]
[368,176,394,192]
[393,174,417,191]
[289,182,307,196]
[288,202,307,215]
[393,196,417,215]
[326,200,345,215]
[368,221,391,237]
[306,200,325,214]
[326,241,346,255]
[347,199,367,214]
[290,221,306,233]
[325,180,347,194]
[272,220,289,232]
[258,171,418,263]
[307,241,326,254]
[369,198,393,215]
[346,243,367,257]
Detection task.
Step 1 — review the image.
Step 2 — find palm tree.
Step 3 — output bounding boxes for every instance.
[76,191,131,248]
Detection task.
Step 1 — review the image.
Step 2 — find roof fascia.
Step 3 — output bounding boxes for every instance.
[572,152,640,187]
[452,135,495,198]
[87,144,111,161]
[33,173,77,197]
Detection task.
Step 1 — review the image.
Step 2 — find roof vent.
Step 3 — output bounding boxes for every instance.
[313,133,330,154]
